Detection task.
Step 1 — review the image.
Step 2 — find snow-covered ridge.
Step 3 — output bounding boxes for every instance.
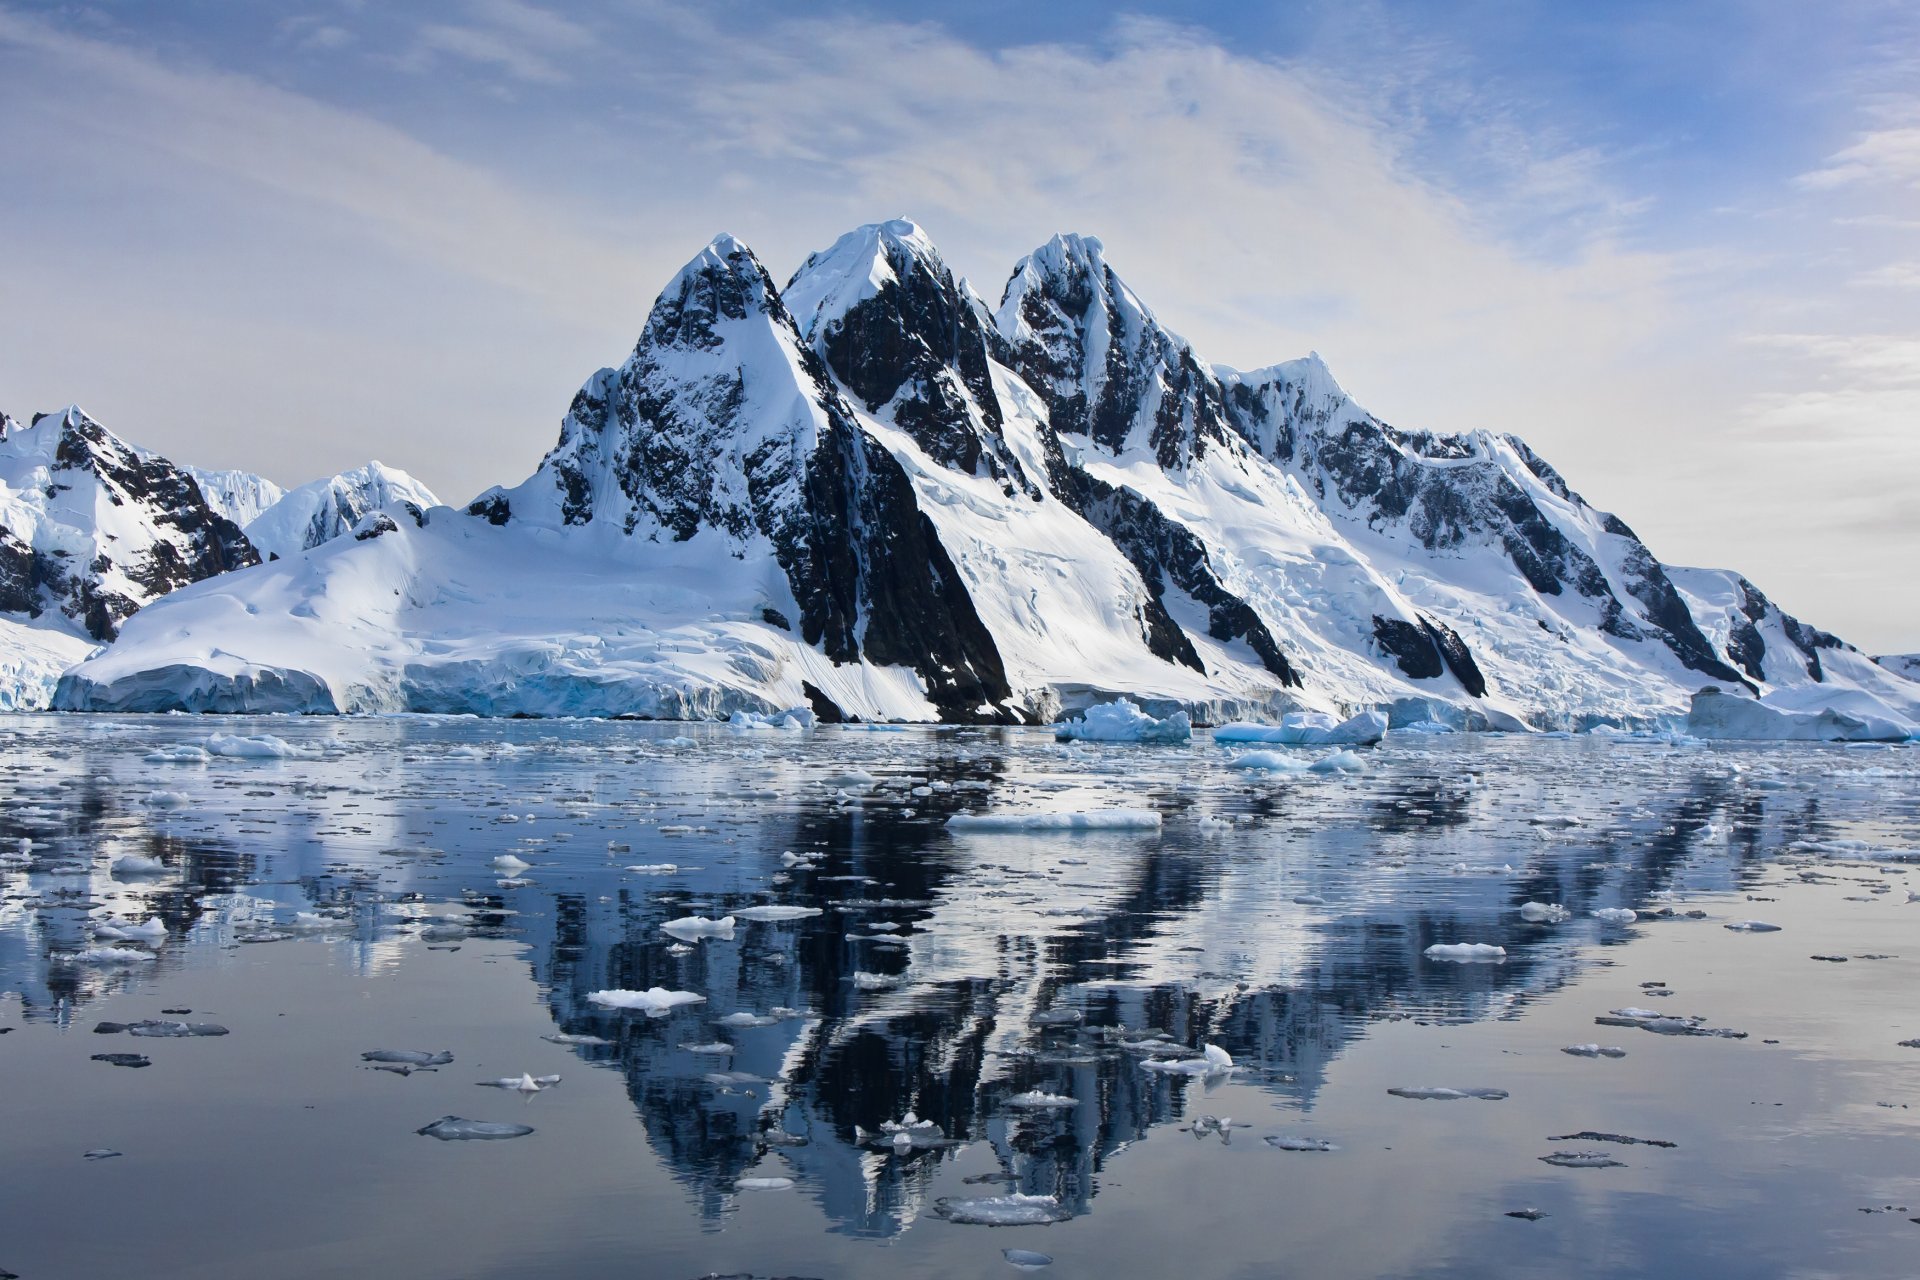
[43,221,1920,732]
[185,465,285,529]
[246,462,440,559]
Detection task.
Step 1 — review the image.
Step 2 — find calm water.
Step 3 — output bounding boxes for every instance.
[2,715,1918,1279]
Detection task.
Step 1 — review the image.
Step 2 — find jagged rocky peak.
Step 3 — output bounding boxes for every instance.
[184,465,286,529]
[0,404,257,640]
[1215,352,1372,462]
[997,232,1234,469]
[785,219,1035,495]
[475,232,838,541]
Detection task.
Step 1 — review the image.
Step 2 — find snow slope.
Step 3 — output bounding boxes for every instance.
[246,462,440,559]
[51,222,1920,732]
[184,465,285,529]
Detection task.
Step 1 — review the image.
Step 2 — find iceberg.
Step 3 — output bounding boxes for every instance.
[1213,710,1387,746]
[1053,699,1192,744]
[1685,687,1910,742]
[587,987,707,1015]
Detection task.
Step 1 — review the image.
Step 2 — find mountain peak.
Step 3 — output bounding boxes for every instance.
[782,218,943,340]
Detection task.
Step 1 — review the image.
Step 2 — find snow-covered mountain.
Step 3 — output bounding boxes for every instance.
[0,407,260,707]
[245,462,440,559]
[184,465,285,529]
[1879,653,1920,681]
[49,222,1920,730]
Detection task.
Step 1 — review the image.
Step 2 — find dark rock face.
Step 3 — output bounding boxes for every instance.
[5,408,258,640]
[999,235,1232,470]
[792,227,1036,496]
[1371,615,1484,696]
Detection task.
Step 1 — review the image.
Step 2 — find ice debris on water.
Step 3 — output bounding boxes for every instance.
[1227,750,1311,774]
[853,971,902,991]
[1591,908,1637,924]
[477,1073,560,1092]
[1141,1043,1234,1076]
[416,1116,535,1141]
[587,987,706,1015]
[491,854,531,875]
[1388,1087,1509,1101]
[1007,1090,1078,1110]
[1213,711,1386,746]
[1724,920,1783,932]
[1596,1008,1747,1039]
[1548,1131,1676,1148]
[1424,943,1507,962]
[624,863,677,874]
[733,1176,795,1190]
[82,1149,122,1161]
[93,918,167,945]
[1265,1135,1337,1152]
[125,1020,228,1038]
[1052,698,1191,744]
[731,905,824,921]
[946,809,1161,832]
[362,1050,454,1066]
[1309,750,1366,774]
[1540,1150,1626,1168]
[1506,1208,1549,1221]
[931,1193,1072,1226]
[92,1053,150,1067]
[1562,1044,1627,1058]
[662,914,735,940]
[73,947,156,964]
[874,1113,949,1151]
[1003,1248,1055,1270]
[110,855,168,878]
[1519,902,1571,923]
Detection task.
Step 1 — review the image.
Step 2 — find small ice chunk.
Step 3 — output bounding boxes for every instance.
[1142,1044,1233,1075]
[362,1049,454,1066]
[1539,1150,1626,1168]
[415,1116,534,1141]
[1424,943,1506,962]
[91,1053,151,1068]
[732,905,824,921]
[110,855,168,878]
[932,1193,1071,1226]
[1591,908,1637,924]
[491,854,531,874]
[1228,751,1310,774]
[587,987,707,1015]
[946,809,1161,832]
[477,1073,560,1091]
[1308,750,1366,774]
[1003,1248,1054,1270]
[1519,902,1571,923]
[541,1033,612,1046]
[205,732,310,759]
[624,863,677,874]
[661,914,735,940]
[1387,1087,1509,1101]
[734,1176,794,1190]
[127,1020,228,1038]
[74,947,156,964]
[1007,1090,1077,1109]
[1561,1044,1627,1058]
[1264,1135,1337,1152]
[717,1012,779,1029]
[1723,920,1782,932]
[853,971,902,991]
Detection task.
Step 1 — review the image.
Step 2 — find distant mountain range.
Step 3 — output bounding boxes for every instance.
[11,220,1917,729]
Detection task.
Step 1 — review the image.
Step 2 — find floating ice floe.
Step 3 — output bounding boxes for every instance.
[1141,1043,1234,1076]
[1562,1044,1627,1058]
[110,855,168,878]
[94,917,167,946]
[1007,1090,1078,1109]
[932,1193,1072,1226]
[92,1052,150,1067]
[73,946,156,965]
[1424,943,1506,962]
[491,855,531,875]
[1519,902,1571,923]
[1053,699,1192,744]
[141,790,189,808]
[1309,750,1366,774]
[1387,1087,1509,1101]
[1595,1008,1746,1038]
[1227,750,1310,774]
[1591,908,1637,925]
[362,1049,454,1066]
[1549,1130,1676,1147]
[204,732,313,759]
[734,1176,794,1190]
[661,914,735,940]
[541,1033,612,1046]
[1264,1135,1337,1152]
[144,745,210,764]
[122,1020,228,1038]
[716,1012,781,1029]
[853,971,903,991]
[873,1113,952,1151]
[727,707,815,731]
[1540,1150,1626,1168]
[1003,1249,1054,1270]
[1213,710,1387,746]
[624,863,677,874]
[416,1116,534,1141]
[587,987,706,1015]
[732,905,824,921]
[477,1073,560,1092]
[946,809,1161,832]
[1723,920,1782,933]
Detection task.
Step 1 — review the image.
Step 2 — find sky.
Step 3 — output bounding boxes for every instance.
[1,0,1916,650]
